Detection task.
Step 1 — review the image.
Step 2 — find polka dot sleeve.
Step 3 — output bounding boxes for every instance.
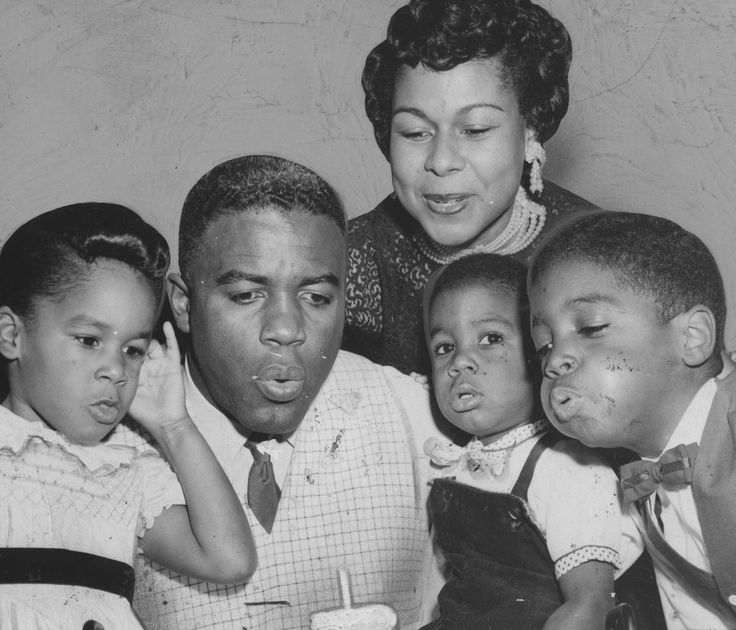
[527,439,642,580]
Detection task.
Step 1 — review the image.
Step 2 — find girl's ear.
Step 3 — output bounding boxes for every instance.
[0,306,24,360]
[678,305,717,367]
[167,273,191,334]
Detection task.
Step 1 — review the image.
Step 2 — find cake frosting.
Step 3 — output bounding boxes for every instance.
[309,603,397,629]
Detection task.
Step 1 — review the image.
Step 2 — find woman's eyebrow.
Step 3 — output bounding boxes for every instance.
[391,106,428,120]
[458,102,505,115]
[392,102,505,119]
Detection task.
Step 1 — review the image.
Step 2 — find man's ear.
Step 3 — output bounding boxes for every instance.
[0,306,24,360]
[676,306,717,367]
[167,273,191,334]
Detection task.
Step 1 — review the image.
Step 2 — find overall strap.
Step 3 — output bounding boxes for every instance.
[637,501,736,623]
[0,548,135,602]
[511,431,560,502]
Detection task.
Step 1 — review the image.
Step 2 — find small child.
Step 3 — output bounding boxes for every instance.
[0,203,256,629]
[421,253,640,630]
[528,211,736,629]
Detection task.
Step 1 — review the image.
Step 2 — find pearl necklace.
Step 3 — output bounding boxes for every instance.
[414,186,547,265]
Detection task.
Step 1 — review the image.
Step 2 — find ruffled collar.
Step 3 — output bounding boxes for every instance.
[0,404,138,474]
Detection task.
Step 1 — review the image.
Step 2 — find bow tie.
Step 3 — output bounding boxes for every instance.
[424,437,509,477]
[424,421,549,479]
[620,442,698,504]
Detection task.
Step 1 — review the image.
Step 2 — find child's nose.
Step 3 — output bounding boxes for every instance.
[95,350,127,384]
[543,342,578,379]
[448,348,478,377]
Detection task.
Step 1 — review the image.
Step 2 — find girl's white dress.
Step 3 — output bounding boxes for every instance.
[0,405,184,629]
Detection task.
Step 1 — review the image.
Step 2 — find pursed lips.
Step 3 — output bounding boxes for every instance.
[254,363,306,403]
[88,398,119,424]
[548,386,583,422]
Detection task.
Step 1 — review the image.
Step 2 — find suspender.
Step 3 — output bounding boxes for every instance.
[511,431,561,501]
[0,548,135,602]
[636,501,736,623]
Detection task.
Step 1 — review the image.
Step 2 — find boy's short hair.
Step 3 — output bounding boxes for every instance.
[179,154,346,280]
[428,253,527,310]
[426,253,534,360]
[530,211,726,357]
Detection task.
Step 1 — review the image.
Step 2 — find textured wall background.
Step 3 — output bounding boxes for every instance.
[1,0,735,345]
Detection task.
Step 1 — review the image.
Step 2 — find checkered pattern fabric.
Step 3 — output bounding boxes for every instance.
[130,351,428,629]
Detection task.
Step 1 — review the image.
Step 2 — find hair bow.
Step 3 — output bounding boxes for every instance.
[619,443,698,504]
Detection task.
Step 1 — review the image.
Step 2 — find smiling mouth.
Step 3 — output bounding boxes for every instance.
[549,387,583,422]
[423,194,472,216]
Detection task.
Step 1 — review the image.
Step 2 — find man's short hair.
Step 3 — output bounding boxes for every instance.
[530,211,727,354]
[179,154,346,279]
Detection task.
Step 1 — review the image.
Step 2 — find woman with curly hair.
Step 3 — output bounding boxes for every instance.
[345,0,595,376]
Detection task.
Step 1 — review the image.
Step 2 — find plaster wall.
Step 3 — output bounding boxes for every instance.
[1,0,735,345]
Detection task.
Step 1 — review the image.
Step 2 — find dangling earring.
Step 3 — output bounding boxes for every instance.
[525,140,546,195]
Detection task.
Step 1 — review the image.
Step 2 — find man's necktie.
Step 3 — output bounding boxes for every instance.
[620,442,698,504]
[245,440,281,533]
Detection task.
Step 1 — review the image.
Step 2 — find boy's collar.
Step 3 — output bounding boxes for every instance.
[649,378,717,460]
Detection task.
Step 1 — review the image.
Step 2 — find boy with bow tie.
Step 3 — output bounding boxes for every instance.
[529,211,736,628]
[421,253,642,629]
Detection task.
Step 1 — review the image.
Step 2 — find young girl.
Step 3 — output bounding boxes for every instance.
[421,253,640,630]
[0,203,256,629]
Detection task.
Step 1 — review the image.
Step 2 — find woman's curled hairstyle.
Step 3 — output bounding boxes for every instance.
[363,0,572,158]
[0,202,170,319]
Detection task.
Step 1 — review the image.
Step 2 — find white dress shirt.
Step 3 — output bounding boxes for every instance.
[638,378,732,630]
[181,359,294,497]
